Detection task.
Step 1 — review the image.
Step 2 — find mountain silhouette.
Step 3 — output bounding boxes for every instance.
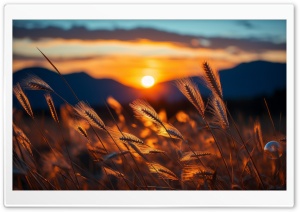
[13,60,286,109]
[220,61,286,99]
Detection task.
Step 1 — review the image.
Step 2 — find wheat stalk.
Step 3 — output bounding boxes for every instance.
[23,75,54,92]
[176,78,205,118]
[76,126,89,140]
[74,101,105,130]
[109,129,144,145]
[157,122,185,140]
[147,162,178,181]
[13,83,34,118]
[44,93,59,123]
[103,167,125,178]
[130,99,163,126]
[129,143,164,155]
[202,62,223,99]
[180,151,211,162]
[254,120,264,151]
[13,124,33,157]
[209,95,229,129]
[182,165,214,181]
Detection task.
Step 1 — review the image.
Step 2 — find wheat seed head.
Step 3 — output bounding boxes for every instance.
[182,165,214,181]
[23,75,54,92]
[176,78,205,118]
[74,101,105,130]
[180,151,211,162]
[103,167,124,178]
[44,93,59,123]
[209,95,229,129]
[13,83,34,118]
[157,122,185,141]
[108,128,144,144]
[202,61,223,99]
[76,125,89,140]
[147,162,178,181]
[130,99,163,126]
[127,142,164,155]
[13,123,33,157]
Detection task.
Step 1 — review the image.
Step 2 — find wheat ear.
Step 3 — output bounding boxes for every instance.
[13,124,33,157]
[182,165,214,182]
[76,126,89,140]
[23,75,54,92]
[44,93,59,123]
[130,99,163,126]
[13,83,34,118]
[209,95,229,129]
[176,78,205,118]
[74,101,105,130]
[157,122,185,140]
[203,62,223,99]
[180,151,211,162]
[109,128,144,145]
[147,162,179,181]
[103,167,125,178]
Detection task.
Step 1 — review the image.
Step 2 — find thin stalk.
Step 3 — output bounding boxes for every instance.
[226,107,265,189]
[31,170,57,190]
[37,48,80,103]
[264,98,276,135]
[203,119,232,181]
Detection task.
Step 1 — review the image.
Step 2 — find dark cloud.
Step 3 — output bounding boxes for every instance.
[13,54,104,62]
[13,26,285,53]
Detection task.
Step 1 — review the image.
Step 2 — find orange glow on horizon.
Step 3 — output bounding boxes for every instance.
[13,38,286,88]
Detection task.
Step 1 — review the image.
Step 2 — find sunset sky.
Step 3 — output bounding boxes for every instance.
[13,20,286,88]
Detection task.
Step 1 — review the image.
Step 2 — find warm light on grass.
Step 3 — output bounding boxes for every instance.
[141,75,155,88]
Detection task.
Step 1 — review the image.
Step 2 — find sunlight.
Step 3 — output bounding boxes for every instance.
[141,75,155,88]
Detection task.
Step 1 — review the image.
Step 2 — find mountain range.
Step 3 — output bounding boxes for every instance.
[13,61,286,109]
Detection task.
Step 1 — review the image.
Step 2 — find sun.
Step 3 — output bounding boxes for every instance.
[141,75,155,88]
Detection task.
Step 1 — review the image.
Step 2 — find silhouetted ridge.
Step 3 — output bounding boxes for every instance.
[13,61,286,109]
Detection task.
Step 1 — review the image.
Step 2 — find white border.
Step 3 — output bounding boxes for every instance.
[3,4,294,207]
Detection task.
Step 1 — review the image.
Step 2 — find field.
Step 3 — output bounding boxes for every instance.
[13,58,286,190]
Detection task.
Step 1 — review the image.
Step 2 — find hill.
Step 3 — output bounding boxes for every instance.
[13,61,286,109]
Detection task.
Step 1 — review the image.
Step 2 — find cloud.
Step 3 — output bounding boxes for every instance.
[13,26,285,53]
[236,20,255,29]
[13,53,102,62]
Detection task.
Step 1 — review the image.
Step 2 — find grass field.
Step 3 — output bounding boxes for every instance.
[13,59,286,190]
